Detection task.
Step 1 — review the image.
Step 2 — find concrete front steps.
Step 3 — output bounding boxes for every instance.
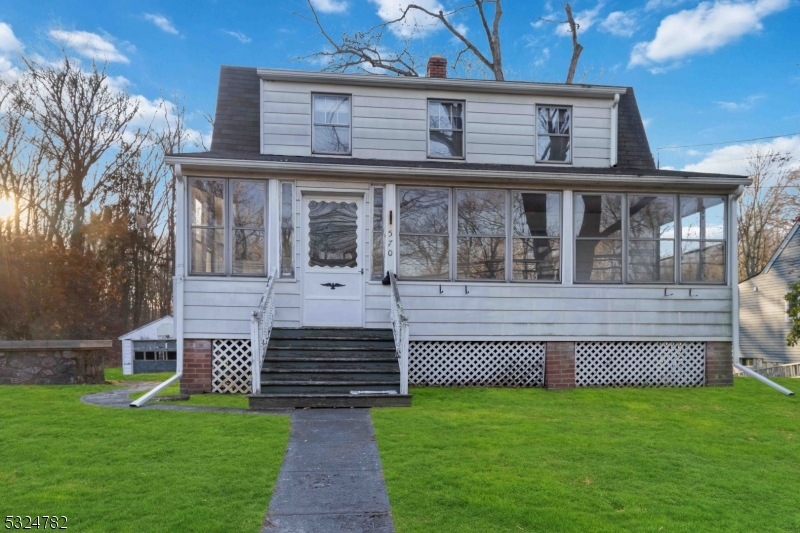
[248,328,412,409]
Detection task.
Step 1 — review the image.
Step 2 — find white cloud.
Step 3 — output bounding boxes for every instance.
[642,117,652,128]
[0,23,23,78]
[683,136,800,175]
[533,47,550,68]
[630,0,790,69]
[686,149,703,156]
[143,13,179,36]
[0,22,23,53]
[715,94,765,110]
[49,30,129,64]
[370,0,446,37]
[310,0,349,13]
[600,11,637,37]
[556,3,604,36]
[223,31,251,44]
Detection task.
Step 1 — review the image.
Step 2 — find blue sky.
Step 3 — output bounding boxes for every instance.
[0,0,798,174]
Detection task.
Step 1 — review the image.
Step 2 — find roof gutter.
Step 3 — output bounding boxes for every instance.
[164,155,752,190]
[257,68,626,99]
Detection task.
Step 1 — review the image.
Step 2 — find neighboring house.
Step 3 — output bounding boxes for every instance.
[739,222,800,365]
[119,316,175,375]
[164,57,750,408]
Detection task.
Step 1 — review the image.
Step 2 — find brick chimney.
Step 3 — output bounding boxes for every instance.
[427,55,447,78]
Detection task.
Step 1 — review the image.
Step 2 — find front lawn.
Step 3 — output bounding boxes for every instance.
[372,379,800,533]
[0,385,289,533]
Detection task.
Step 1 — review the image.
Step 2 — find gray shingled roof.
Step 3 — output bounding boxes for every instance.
[201,65,683,176]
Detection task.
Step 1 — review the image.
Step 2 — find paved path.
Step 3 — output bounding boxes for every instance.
[80,384,287,415]
[263,409,395,533]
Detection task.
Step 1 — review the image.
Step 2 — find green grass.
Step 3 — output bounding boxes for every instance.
[0,385,290,533]
[104,367,174,382]
[372,379,800,533]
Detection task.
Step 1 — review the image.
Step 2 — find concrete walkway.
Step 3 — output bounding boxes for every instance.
[263,409,395,533]
[80,383,287,415]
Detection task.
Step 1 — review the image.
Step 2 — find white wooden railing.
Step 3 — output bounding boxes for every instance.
[250,268,277,395]
[388,271,409,395]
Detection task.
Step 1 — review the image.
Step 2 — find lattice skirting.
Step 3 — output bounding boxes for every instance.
[409,341,545,387]
[211,339,252,393]
[575,341,705,387]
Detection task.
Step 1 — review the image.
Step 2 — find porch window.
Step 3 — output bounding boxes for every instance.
[190,179,225,274]
[189,178,268,277]
[628,195,675,283]
[574,193,727,284]
[232,180,267,275]
[371,187,384,281]
[312,94,351,155]
[457,189,506,280]
[398,187,450,279]
[397,188,562,282]
[536,107,572,163]
[428,101,464,159]
[680,196,726,283]
[575,194,623,282]
[512,192,561,280]
[280,182,295,279]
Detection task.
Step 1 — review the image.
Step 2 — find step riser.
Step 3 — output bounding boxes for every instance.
[270,329,393,341]
[249,395,411,409]
[265,349,396,359]
[260,384,400,394]
[269,339,396,350]
[263,362,398,372]
[262,372,399,383]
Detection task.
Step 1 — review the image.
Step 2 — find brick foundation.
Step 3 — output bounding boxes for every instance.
[545,341,576,390]
[181,339,212,395]
[705,341,733,386]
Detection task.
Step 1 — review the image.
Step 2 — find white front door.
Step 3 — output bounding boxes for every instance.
[302,193,365,327]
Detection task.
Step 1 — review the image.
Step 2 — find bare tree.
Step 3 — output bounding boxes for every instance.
[299,0,583,83]
[738,150,800,281]
[12,55,145,248]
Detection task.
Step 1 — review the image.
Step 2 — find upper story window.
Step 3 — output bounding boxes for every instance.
[312,94,351,155]
[536,106,572,164]
[428,101,464,159]
[190,178,267,277]
[574,193,726,284]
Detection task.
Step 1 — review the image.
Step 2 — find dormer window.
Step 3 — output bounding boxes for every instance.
[428,100,464,159]
[536,106,572,164]
[312,94,351,155]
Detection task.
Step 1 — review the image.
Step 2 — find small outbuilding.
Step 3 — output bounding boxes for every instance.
[739,222,800,366]
[119,316,176,375]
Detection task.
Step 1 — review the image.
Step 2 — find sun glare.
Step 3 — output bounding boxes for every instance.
[0,197,14,220]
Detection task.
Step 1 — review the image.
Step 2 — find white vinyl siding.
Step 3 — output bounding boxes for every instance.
[182,278,732,341]
[261,80,613,166]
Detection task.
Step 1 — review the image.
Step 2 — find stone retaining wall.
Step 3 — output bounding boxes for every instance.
[0,341,111,385]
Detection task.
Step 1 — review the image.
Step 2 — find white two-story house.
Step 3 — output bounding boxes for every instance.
[162,56,750,409]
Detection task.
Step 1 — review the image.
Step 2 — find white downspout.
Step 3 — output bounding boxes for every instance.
[130,165,186,407]
[610,93,620,167]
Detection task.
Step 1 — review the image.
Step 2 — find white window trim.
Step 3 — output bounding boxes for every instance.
[427,100,466,160]
[535,105,573,165]
[311,93,352,156]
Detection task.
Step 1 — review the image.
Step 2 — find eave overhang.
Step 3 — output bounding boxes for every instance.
[165,155,752,193]
[257,68,626,99]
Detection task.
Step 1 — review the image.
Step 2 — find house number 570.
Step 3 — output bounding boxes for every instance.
[387,230,393,256]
